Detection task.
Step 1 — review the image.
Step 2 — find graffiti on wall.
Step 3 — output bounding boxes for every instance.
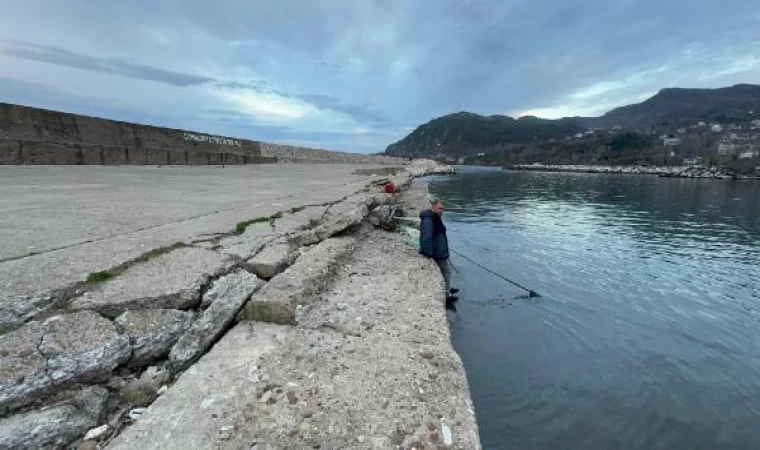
[183,132,241,147]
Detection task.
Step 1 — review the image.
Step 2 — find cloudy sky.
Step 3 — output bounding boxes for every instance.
[1,0,759,152]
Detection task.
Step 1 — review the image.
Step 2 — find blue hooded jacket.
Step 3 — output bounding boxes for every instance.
[419,209,449,260]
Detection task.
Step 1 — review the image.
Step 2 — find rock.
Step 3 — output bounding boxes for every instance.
[1,312,129,412]
[169,270,263,372]
[246,241,298,279]
[119,367,171,407]
[84,423,111,441]
[238,237,356,325]
[0,386,108,450]
[0,321,48,413]
[70,246,237,317]
[115,309,194,367]
[288,198,369,247]
[259,390,273,404]
[128,408,147,421]
[41,312,132,386]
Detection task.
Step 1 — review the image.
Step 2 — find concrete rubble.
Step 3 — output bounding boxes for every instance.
[107,210,479,449]
[237,237,356,325]
[0,386,108,450]
[0,311,130,412]
[115,309,194,367]
[247,240,298,279]
[169,270,264,372]
[0,159,480,449]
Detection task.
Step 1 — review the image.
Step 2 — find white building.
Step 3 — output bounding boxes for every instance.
[739,149,760,159]
[662,136,682,146]
[710,124,724,133]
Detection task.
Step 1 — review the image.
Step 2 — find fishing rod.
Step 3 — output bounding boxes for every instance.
[450,248,541,298]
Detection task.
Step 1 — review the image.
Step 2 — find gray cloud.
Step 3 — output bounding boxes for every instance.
[3,40,214,87]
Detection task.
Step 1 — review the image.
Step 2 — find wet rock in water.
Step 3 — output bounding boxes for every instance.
[169,270,263,372]
[0,312,129,412]
[0,386,109,450]
[115,309,194,367]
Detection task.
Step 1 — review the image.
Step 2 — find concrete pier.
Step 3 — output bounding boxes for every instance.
[0,161,478,449]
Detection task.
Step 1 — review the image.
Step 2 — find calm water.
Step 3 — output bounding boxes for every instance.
[428,167,760,450]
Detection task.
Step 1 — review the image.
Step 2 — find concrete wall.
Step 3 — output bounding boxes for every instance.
[0,103,271,165]
[260,142,401,165]
[0,103,404,166]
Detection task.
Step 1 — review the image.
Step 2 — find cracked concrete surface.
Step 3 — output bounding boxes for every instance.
[0,164,384,326]
[107,214,480,449]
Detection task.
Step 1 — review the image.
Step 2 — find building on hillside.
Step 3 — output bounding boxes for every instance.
[739,148,760,159]
[710,124,724,133]
[683,156,704,166]
[677,128,687,134]
[697,121,708,128]
[718,140,738,155]
[574,133,584,139]
[661,135,682,146]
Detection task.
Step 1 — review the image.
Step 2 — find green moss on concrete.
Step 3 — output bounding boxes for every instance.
[236,212,284,235]
[86,271,114,284]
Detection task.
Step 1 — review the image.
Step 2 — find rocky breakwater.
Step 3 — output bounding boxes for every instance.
[508,163,760,180]
[0,169,480,449]
[405,159,456,177]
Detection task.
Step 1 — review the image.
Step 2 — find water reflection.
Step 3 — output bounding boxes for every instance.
[431,167,760,450]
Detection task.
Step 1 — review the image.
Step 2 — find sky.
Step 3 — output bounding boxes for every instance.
[1,0,759,153]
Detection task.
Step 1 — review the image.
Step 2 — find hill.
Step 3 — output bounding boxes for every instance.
[586,84,760,128]
[385,84,760,158]
[385,112,584,158]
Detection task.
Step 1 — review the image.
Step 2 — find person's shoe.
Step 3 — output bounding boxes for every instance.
[446,295,459,302]
[449,288,460,295]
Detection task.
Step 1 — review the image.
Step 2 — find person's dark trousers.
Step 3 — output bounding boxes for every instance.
[435,258,452,292]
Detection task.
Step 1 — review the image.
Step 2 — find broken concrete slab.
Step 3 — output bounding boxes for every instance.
[115,309,194,367]
[108,316,480,450]
[246,240,298,279]
[0,321,48,413]
[70,246,237,317]
[0,311,129,412]
[41,311,132,387]
[238,237,356,325]
[0,386,109,450]
[169,270,264,372]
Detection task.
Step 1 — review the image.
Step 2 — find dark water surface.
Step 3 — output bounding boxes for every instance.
[429,167,760,450]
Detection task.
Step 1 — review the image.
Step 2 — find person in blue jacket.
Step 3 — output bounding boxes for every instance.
[420,198,459,301]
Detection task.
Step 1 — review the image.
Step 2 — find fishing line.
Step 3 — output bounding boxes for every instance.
[450,248,541,298]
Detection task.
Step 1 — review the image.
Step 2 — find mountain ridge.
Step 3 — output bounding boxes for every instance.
[385,83,760,157]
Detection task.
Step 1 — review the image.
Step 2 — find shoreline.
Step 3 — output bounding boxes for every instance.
[0,160,481,449]
[505,163,760,180]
